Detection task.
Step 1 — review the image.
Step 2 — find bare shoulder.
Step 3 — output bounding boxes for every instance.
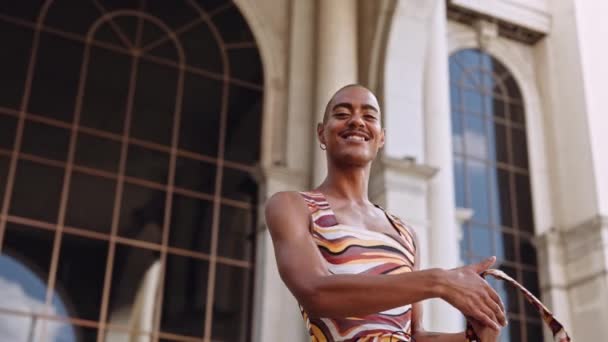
[264,191,310,238]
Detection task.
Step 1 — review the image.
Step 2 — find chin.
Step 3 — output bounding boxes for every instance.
[334,151,375,167]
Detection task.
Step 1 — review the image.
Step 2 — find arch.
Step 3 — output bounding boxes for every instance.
[448,23,554,236]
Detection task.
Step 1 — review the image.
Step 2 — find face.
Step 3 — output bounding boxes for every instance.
[317,86,385,166]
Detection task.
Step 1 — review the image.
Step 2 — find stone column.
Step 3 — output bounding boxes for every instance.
[312,0,358,185]
[423,0,462,332]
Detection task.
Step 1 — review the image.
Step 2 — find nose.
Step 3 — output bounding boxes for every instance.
[347,113,365,128]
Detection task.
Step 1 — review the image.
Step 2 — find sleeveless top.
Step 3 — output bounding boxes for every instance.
[298,191,416,342]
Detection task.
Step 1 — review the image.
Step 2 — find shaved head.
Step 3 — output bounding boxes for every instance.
[322,84,377,124]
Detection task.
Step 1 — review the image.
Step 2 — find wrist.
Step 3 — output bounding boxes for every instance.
[427,268,448,299]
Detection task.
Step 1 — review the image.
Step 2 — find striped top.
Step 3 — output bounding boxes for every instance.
[298,191,417,342]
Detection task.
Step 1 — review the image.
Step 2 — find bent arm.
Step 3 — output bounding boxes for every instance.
[265,191,446,318]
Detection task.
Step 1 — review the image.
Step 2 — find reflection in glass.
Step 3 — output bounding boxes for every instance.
[464,115,487,158]
[212,264,252,341]
[119,183,165,243]
[21,120,71,161]
[467,160,490,223]
[10,160,64,223]
[469,225,492,257]
[169,194,213,253]
[161,255,209,338]
[218,205,254,261]
[66,172,116,233]
[453,157,465,207]
[463,89,483,114]
[55,233,108,321]
[107,244,160,336]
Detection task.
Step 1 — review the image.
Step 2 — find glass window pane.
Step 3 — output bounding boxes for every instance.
[218,205,254,261]
[107,244,160,335]
[491,122,508,164]
[179,73,222,157]
[131,60,178,146]
[463,89,483,114]
[504,77,522,101]
[449,59,462,87]
[495,230,516,263]
[80,46,131,134]
[515,174,534,232]
[212,264,252,342]
[178,22,223,71]
[502,318,521,342]
[493,169,513,227]
[451,110,463,154]
[174,157,217,195]
[510,102,525,124]
[10,160,64,223]
[119,183,165,243]
[467,160,490,223]
[145,0,198,30]
[225,85,262,165]
[450,84,461,111]
[520,237,538,266]
[1,224,55,314]
[0,2,44,21]
[453,156,466,207]
[491,97,507,119]
[169,194,213,253]
[523,271,541,318]
[0,21,32,110]
[511,127,529,169]
[45,0,99,35]
[229,47,263,85]
[0,114,18,149]
[460,224,470,259]
[212,5,255,43]
[74,132,121,173]
[455,49,480,70]
[125,144,169,184]
[526,322,544,342]
[222,167,257,202]
[28,33,84,123]
[0,156,8,200]
[499,265,521,315]
[54,233,108,321]
[469,224,492,258]
[161,255,209,338]
[21,121,70,161]
[65,172,116,233]
[464,115,487,158]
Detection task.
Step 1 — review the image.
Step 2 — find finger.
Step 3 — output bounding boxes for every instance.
[479,300,501,330]
[473,256,496,273]
[485,295,507,326]
[474,310,501,332]
[485,283,505,312]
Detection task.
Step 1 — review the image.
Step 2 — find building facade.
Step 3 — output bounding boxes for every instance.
[0,0,606,341]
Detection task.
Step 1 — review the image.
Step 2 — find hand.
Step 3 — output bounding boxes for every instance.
[439,256,507,331]
[470,318,502,342]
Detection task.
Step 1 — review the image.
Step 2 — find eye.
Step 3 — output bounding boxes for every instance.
[364,114,377,121]
[333,112,349,119]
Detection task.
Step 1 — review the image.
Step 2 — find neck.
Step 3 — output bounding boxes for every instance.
[317,160,371,204]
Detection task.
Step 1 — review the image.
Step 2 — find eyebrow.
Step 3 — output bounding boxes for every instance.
[332,102,379,113]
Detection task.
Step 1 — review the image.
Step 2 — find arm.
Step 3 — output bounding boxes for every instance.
[265,191,505,328]
[409,229,504,341]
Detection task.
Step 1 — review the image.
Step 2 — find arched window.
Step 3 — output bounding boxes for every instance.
[0,1,262,341]
[450,49,543,341]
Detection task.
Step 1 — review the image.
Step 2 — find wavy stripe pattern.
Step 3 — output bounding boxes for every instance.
[298,192,416,342]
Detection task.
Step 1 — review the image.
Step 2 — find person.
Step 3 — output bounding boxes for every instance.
[264,84,507,341]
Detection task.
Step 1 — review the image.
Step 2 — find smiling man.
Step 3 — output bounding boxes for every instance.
[265,84,506,341]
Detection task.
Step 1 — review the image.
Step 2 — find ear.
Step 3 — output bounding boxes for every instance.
[317,122,326,145]
[378,128,386,148]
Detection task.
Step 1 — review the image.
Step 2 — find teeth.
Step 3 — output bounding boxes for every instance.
[345,135,365,141]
